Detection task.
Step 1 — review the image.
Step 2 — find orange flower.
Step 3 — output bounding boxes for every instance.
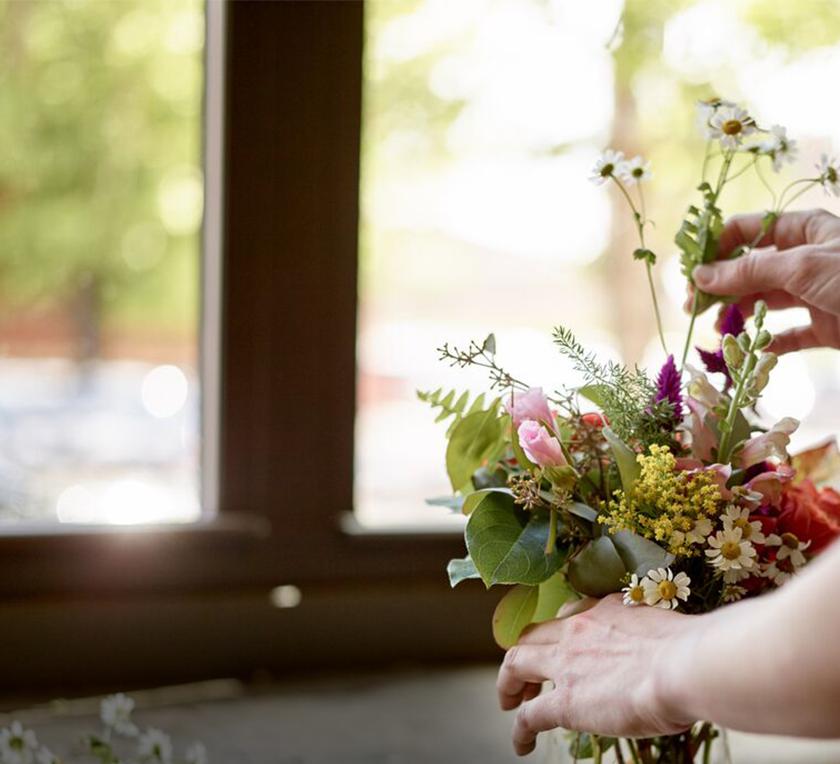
[778,479,840,554]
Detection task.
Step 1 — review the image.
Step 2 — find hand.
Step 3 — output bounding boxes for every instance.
[687,209,840,354]
[496,595,700,756]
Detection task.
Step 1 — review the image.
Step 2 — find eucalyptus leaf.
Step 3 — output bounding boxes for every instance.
[462,488,514,516]
[568,536,626,597]
[466,494,564,586]
[425,495,464,512]
[533,571,576,622]
[447,556,481,587]
[492,584,538,649]
[602,426,640,492]
[446,404,503,492]
[567,502,598,523]
[610,530,674,577]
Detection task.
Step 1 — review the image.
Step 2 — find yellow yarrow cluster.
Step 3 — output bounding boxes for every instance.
[599,444,723,556]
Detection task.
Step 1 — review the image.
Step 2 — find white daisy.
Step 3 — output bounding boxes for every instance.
[670,516,713,549]
[762,559,793,586]
[137,729,173,764]
[589,149,625,185]
[721,505,766,545]
[0,721,40,764]
[761,125,797,172]
[766,532,811,568]
[817,154,840,196]
[619,155,652,185]
[705,527,757,572]
[101,693,138,738]
[722,566,751,584]
[622,573,647,607]
[722,584,747,603]
[185,742,208,764]
[642,567,691,610]
[708,104,756,150]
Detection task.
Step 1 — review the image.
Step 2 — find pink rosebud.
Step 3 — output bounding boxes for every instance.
[506,387,553,429]
[517,419,567,468]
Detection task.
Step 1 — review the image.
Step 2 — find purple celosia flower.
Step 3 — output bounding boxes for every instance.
[696,304,745,389]
[655,354,683,421]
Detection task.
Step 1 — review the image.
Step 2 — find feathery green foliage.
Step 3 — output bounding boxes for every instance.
[417,387,488,436]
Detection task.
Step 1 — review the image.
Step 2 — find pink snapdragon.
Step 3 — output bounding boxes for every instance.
[736,417,799,469]
[517,420,567,468]
[506,387,553,429]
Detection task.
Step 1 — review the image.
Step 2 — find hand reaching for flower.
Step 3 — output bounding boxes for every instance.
[688,209,840,354]
[496,595,698,755]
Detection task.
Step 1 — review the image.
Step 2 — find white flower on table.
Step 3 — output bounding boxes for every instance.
[708,104,756,150]
[817,154,840,196]
[760,125,797,172]
[619,155,652,185]
[185,741,208,764]
[721,505,766,545]
[101,693,138,738]
[589,149,625,185]
[137,728,173,764]
[705,527,757,572]
[621,573,647,606]
[0,721,39,764]
[641,568,691,610]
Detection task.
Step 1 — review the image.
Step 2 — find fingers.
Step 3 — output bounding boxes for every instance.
[497,644,553,711]
[717,209,836,259]
[512,692,565,756]
[770,326,821,355]
[693,245,816,297]
[519,597,598,644]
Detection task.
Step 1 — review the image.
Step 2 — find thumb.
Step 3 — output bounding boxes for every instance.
[693,248,808,297]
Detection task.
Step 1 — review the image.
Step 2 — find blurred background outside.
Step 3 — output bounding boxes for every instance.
[356,0,840,528]
[1,1,840,530]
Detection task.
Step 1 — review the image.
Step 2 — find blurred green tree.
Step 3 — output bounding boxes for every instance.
[0,0,202,361]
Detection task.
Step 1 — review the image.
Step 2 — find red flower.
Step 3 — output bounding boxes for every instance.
[778,479,840,554]
[581,412,608,429]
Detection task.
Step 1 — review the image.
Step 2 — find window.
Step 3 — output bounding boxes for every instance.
[0,0,204,525]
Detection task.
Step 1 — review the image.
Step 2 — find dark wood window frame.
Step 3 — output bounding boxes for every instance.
[0,1,498,695]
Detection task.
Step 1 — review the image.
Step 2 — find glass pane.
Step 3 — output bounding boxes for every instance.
[0,0,204,525]
[356,0,840,529]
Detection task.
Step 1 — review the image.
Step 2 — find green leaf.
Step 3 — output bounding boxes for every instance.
[462,487,513,516]
[632,247,656,265]
[533,571,576,621]
[492,584,538,649]
[445,404,503,492]
[578,383,609,409]
[466,494,564,586]
[483,333,497,355]
[425,495,464,512]
[433,390,455,422]
[567,501,598,523]
[602,426,640,492]
[568,536,626,597]
[447,556,481,587]
[610,530,674,577]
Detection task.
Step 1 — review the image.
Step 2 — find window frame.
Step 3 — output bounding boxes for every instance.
[0,0,497,690]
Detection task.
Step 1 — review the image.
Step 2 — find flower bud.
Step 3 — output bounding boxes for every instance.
[737,332,751,353]
[722,334,744,369]
[748,352,778,395]
[755,329,772,350]
[754,300,768,324]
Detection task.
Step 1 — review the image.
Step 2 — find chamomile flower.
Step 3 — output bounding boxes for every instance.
[763,559,793,586]
[722,585,747,603]
[695,97,736,136]
[0,721,39,764]
[137,728,173,764]
[590,149,625,185]
[622,573,647,606]
[721,505,766,545]
[708,105,756,150]
[817,154,840,196]
[761,125,797,172]
[705,527,757,572]
[642,567,691,610]
[101,693,138,738]
[620,155,652,185]
[670,515,713,549]
[722,566,751,584]
[766,532,811,568]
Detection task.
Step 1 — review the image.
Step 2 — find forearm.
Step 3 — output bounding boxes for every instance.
[660,541,840,737]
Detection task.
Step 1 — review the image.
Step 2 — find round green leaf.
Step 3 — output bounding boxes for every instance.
[492,584,538,649]
[568,536,626,597]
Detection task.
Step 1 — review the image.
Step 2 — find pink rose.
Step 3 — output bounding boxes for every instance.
[506,387,553,429]
[517,419,567,468]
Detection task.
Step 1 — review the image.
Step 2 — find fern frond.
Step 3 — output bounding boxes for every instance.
[417,387,488,435]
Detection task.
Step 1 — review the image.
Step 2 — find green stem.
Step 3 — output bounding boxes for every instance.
[545,507,558,555]
[626,739,642,764]
[680,290,699,370]
[592,735,603,764]
[646,260,667,355]
[703,735,713,764]
[615,738,627,764]
[717,331,760,463]
[779,179,819,214]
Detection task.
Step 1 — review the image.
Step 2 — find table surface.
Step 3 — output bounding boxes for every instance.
[2,666,839,763]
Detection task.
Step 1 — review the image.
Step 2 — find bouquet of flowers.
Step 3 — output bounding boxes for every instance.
[420,98,840,763]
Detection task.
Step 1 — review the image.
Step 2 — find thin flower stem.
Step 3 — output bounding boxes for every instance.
[680,289,699,371]
[626,739,642,764]
[722,153,758,185]
[545,507,558,555]
[754,157,777,209]
[779,179,819,213]
[592,735,603,764]
[702,735,713,764]
[700,140,713,184]
[610,175,668,355]
[717,328,760,462]
[777,177,818,209]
